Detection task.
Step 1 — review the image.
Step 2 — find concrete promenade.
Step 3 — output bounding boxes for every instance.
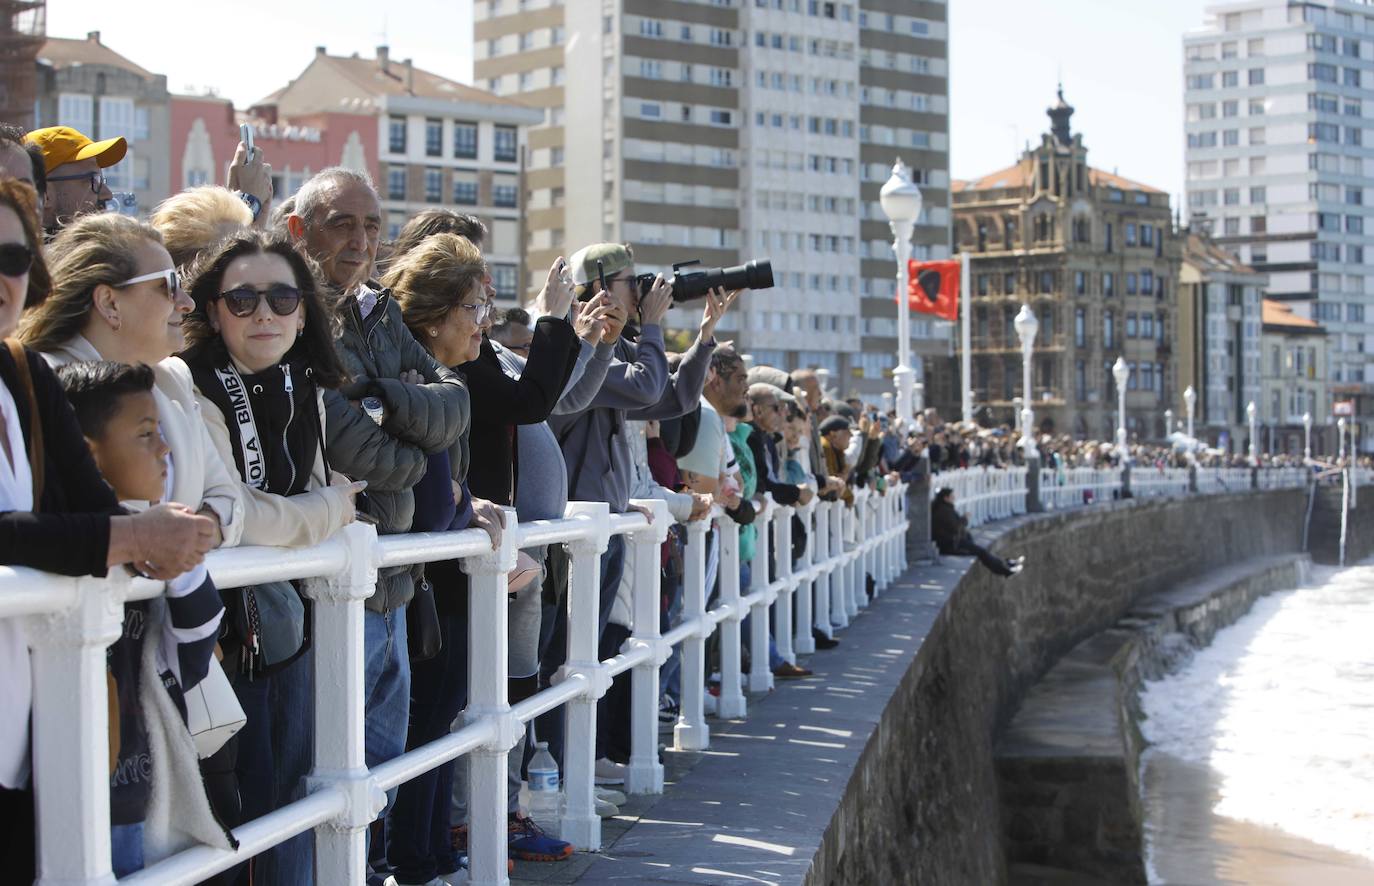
[512,555,972,885]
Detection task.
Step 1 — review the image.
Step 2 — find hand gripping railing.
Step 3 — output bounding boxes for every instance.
[16,482,911,886]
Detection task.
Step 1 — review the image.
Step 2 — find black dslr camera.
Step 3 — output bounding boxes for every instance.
[634,258,775,303]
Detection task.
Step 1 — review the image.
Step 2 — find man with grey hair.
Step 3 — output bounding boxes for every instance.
[287,167,470,878]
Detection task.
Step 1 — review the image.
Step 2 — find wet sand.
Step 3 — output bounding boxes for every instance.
[1143,752,1374,886]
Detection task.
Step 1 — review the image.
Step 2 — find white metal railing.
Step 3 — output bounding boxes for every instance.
[11,484,909,886]
[1131,465,1191,499]
[1035,465,1120,511]
[930,465,1027,526]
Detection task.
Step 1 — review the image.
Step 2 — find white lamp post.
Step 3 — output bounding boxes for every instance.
[1164,408,1174,440]
[1113,357,1130,461]
[1339,416,1347,460]
[881,391,893,415]
[1014,304,1039,458]
[816,367,831,399]
[741,353,755,369]
[1247,400,1258,465]
[1184,385,1197,440]
[1303,412,1312,461]
[879,158,922,426]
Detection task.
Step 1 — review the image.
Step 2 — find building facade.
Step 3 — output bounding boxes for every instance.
[248,46,542,303]
[34,32,171,216]
[1177,231,1264,451]
[1261,298,1331,455]
[473,0,950,395]
[1184,0,1374,450]
[952,91,1181,441]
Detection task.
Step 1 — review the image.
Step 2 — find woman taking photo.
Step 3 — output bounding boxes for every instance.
[178,230,363,884]
[18,212,244,546]
[0,181,218,879]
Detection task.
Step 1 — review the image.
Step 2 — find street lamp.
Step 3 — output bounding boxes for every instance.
[1303,412,1312,461]
[879,158,923,426]
[1247,401,1258,465]
[816,367,831,399]
[1184,385,1197,440]
[1339,416,1347,460]
[1014,304,1039,458]
[1113,357,1130,461]
[1164,408,1174,440]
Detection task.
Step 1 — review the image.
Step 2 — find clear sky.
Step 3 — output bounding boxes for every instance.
[50,0,1208,204]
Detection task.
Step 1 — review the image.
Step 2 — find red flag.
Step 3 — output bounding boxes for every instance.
[904,259,960,322]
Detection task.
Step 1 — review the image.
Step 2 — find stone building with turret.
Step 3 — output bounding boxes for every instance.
[949,89,1181,441]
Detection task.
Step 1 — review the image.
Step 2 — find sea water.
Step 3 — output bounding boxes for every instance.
[1138,562,1374,885]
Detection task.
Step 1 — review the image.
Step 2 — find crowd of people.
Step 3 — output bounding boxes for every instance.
[0,123,917,886]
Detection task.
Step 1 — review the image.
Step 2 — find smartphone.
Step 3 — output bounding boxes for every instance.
[239,123,255,157]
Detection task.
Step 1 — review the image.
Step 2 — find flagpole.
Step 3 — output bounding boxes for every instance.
[961,250,972,423]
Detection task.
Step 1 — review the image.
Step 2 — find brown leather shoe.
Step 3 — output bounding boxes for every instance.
[772,661,813,679]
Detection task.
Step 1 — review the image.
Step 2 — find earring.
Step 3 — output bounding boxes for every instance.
[429,328,438,337]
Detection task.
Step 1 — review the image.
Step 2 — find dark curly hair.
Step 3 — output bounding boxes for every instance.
[179,230,347,388]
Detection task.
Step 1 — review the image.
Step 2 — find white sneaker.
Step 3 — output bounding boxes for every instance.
[384,877,449,886]
[703,692,719,716]
[595,784,627,805]
[595,795,619,817]
[594,757,627,785]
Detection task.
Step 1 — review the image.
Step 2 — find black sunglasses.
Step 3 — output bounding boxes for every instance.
[216,284,303,318]
[0,243,32,278]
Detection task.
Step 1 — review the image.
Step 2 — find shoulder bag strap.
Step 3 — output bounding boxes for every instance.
[5,339,43,506]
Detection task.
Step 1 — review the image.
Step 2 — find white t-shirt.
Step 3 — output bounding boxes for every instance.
[0,375,35,789]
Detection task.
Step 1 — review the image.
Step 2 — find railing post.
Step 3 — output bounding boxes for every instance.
[676,515,715,747]
[812,501,833,639]
[714,516,746,723]
[555,502,611,850]
[29,573,125,885]
[772,505,795,664]
[827,501,849,630]
[1121,463,1131,499]
[843,499,861,620]
[462,508,521,886]
[792,501,816,655]
[1025,455,1042,512]
[625,498,670,795]
[301,521,385,885]
[747,499,774,694]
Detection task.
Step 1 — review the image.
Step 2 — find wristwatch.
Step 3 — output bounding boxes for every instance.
[235,190,262,221]
[362,396,385,426]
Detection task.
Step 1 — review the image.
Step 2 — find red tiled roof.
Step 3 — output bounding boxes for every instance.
[39,36,155,80]
[1263,299,1323,331]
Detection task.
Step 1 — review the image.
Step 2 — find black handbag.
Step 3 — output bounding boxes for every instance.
[407,572,442,661]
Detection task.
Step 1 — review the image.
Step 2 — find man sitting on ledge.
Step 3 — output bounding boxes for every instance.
[931,487,1024,578]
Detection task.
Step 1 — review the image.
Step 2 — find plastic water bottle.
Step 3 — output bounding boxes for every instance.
[527,741,563,828]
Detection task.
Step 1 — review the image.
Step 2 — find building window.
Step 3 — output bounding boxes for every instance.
[424,168,442,203]
[1248,68,1264,85]
[387,167,406,200]
[453,178,477,205]
[425,119,442,156]
[491,263,517,298]
[1104,310,1114,347]
[388,116,406,153]
[492,179,518,208]
[1103,272,1115,297]
[1075,308,1086,347]
[493,126,517,162]
[454,122,478,159]
[1074,271,1087,295]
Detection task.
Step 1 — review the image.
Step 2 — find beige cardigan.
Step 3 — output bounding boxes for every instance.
[188,369,353,547]
[41,336,245,546]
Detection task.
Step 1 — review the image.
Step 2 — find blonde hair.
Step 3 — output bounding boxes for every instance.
[19,214,163,354]
[150,186,252,268]
[383,233,486,349]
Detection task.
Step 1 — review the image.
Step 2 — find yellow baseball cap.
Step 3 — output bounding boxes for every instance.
[25,126,127,173]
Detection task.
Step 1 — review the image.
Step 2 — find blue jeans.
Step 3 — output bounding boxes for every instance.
[364,604,410,875]
[111,822,144,877]
[233,648,314,885]
[386,608,467,882]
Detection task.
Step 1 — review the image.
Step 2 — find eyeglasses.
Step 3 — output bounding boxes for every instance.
[116,267,181,296]
[48,170,106,194]
[0,243,32,278]
[216,284,303,318]
[456,301,495,324]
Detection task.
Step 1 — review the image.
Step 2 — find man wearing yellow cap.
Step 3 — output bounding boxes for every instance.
[24,125,125,233]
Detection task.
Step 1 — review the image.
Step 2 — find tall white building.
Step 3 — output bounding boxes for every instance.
[474,0,950,396]
[1184,0,1374,448]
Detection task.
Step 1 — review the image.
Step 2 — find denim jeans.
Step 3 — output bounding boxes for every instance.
[232,647,314,885]
[111,822,144,877]
[387,609,466,882]
[363,604,410,874]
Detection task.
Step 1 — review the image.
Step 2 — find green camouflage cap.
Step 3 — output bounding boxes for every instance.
[568,243,634,290]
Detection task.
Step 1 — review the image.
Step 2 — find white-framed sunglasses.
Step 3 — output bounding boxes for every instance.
[116,267,182,295]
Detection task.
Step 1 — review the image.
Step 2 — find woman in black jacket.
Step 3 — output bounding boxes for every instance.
[0,179,216,882]
[931,487,1023,577]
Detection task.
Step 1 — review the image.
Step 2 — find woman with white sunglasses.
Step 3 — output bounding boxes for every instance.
[19,212,244,549]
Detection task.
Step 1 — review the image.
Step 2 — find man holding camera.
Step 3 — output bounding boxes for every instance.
[543,243,734,778]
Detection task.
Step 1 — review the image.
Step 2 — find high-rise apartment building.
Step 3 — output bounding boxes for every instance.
[1184,0,1374,449]
[474,0,949,397]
